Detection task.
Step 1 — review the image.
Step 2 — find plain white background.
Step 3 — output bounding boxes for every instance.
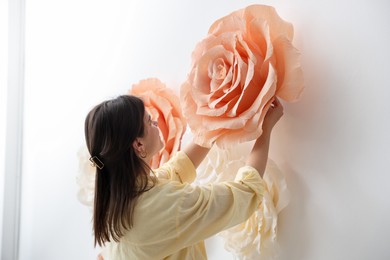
[0,0,7,254]
[1,0,390,259]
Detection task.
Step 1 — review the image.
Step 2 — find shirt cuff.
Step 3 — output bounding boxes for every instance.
[235,166,265,202]
[174,151,197,184]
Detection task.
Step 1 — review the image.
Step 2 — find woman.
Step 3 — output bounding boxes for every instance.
[85,95,283,259]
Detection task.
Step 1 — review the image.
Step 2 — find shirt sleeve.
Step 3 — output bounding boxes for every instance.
[154,151,197,184]
[173,165,264,248]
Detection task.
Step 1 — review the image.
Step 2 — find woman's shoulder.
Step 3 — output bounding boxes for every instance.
[139,178,187,202]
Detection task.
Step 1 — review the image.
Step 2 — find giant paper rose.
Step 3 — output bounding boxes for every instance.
[195,144,290,259]
[129,78,187,169]
[219,159,290,260]
[181,4,304,148]
[76,78,187,208]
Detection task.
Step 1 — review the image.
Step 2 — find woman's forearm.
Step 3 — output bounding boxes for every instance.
[183,142,211,169]
[246,130,271,178]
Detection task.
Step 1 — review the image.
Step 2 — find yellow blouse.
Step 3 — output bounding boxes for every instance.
[104,151,264,260]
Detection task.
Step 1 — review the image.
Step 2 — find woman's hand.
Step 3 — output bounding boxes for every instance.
[246,97,284,177]
[262,97,284,135]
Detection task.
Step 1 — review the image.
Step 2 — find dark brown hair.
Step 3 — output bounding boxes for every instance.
[84,95,155,247]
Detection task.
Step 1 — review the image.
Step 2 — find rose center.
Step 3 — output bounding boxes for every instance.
[212,58,227,80]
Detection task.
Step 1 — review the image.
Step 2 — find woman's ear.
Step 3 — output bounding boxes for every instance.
[132,138,144,153]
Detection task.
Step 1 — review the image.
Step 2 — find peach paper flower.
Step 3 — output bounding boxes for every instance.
[195,144,290,259]
[181,5,304,148]
[76,78,187,208]
[129,78,187,169]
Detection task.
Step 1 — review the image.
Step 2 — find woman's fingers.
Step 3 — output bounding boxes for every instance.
[272,97,282,108]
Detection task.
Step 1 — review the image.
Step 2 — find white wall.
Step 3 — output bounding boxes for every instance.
[0,0,9,254]
[271,1,390,259]
[10,0,390,259]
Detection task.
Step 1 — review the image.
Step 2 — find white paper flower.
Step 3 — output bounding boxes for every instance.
[194,141,253,185]
[76,145,96,209]
[196,144,289,259]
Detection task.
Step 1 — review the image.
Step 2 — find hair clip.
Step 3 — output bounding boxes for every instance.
[89,156,104,170]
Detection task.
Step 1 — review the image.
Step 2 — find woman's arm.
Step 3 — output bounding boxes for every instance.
[183,98,283,172]
[247,98,284,177]
[183,142,211,169]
